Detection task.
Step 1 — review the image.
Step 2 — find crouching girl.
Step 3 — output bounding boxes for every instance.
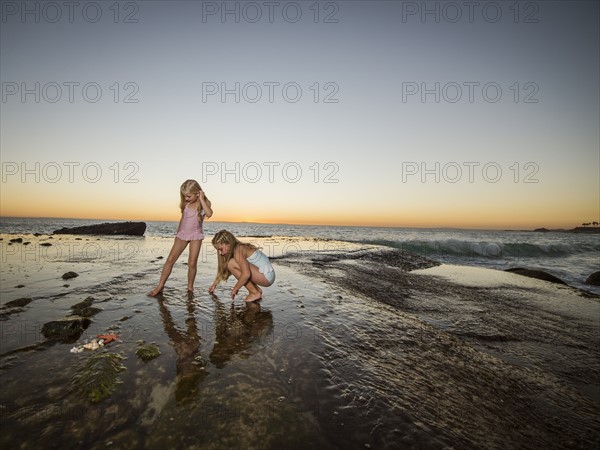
[209,230,276,302]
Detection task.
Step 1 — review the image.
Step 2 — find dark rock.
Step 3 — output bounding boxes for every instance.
[585,271,600,286]
[136,344,161,362]
[570,227,600,234]
[0,309,25,320]
[41,317,92,343]
[9,238,23,243]
[71,297,93,309]
[62,271,79,280]
[77,307,102,318]
[40,242,52,247]
[71,297,102,317]
[505,268,567,285]
[15,285,25,288]
[53,221,146,236]
[3,297,33,308]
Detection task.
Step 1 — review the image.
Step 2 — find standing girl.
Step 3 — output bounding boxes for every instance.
[209,230,275,302]
[149,180,213,296]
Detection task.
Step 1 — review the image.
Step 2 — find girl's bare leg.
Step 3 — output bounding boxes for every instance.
[226,259,263,302]
[187,239,203,292]
[149,238,189,296]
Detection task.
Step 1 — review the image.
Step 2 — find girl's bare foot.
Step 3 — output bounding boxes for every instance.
[244,291,262,302]
[148,286,164,297]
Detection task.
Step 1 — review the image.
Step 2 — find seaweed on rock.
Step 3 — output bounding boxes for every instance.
[135,344,161,362]
[72,352,126,403]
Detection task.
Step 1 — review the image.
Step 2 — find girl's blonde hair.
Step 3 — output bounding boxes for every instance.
[211,230,256,285]
[179,179,210,222]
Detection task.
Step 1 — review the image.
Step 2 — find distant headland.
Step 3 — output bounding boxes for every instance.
[533,225,600,234]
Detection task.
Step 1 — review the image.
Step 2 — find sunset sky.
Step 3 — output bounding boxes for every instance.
[1,1,598,229]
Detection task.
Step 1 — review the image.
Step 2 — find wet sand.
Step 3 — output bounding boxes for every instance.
[0,234,598,449]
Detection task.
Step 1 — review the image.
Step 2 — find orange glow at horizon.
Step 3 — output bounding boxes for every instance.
[1,182,597,230]
[1,203,596,231]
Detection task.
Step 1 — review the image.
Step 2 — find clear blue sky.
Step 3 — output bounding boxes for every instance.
[1,1,598,228]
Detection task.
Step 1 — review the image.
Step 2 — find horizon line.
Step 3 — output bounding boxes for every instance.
[0,214,592,232]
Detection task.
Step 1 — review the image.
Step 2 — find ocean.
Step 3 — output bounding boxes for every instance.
[1,216,598,295]
[1,217,599,448]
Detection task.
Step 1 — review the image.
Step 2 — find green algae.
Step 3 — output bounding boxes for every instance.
[135,343,161,362]
[72,352,126,403]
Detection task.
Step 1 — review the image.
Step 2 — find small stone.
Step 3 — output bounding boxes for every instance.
[42,317,92,343]
[3,297,33,308]
[585,271,600,286]
[71,297,98,317]
[62,271,79,280]
[505,268,566,285]
[10,238,23,243]
[135,344,161,362]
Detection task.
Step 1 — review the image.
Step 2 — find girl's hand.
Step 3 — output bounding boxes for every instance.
[198,190,205,201]
[208,283,216,293]
[231,287,239,300]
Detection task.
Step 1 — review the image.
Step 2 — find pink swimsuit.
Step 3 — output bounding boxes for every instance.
[176,207,205,241]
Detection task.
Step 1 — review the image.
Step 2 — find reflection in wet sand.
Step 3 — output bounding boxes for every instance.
[1,236,598,449]
[209,295,274,369]
[156,293,207,404]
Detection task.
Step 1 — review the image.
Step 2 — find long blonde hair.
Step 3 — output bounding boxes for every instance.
[212,230,256,284]
[179,179,210,222]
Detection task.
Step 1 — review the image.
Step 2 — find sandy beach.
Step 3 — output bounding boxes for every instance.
[0,233,598,449]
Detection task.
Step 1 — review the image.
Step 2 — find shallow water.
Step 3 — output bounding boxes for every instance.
[1,236,598,449]
[2,217,598,295]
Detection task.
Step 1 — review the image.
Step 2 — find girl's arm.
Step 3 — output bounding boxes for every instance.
[199,191,213,218]
[231,245,251,299]
[208,277,219,293]
[176,213,184,233]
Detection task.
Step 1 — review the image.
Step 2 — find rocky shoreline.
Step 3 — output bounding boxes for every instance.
[276,246,600,449]
[53,221,147,236]
[0,237,599,449]
[533,226,600,233]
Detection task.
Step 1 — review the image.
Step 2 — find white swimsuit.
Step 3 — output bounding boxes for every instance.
[247,249,276,284]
